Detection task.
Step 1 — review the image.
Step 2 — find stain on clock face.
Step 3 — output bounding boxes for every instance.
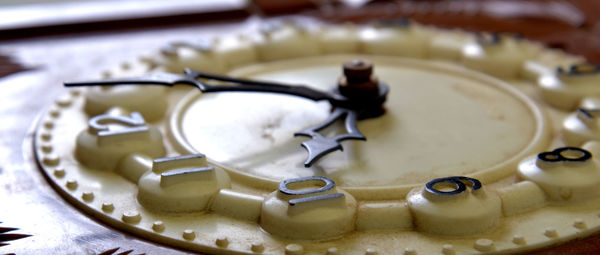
[174,55,546,195]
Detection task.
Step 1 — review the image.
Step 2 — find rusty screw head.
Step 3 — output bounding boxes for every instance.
[339,59,379,98]
[337,59,388,119]
[343,60,373,84]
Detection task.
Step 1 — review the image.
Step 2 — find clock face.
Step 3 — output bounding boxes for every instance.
[33,22,600,254]
[172,55,546,198]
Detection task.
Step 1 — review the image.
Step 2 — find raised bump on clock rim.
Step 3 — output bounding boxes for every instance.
[424,176,483,201]
[518,146,600,203]
[461,32,540,79]
[261,176,356,239]
[538,63,600,110]
[497,181,546,216]
[360,20,430,58]
[407,176,502,236]
[317,24,360,54]
[156,38,227,74]
[255,21,320,61]
[277,176,345,211]
[83,83,168,121]
[116,153,153,183]
[75,110,165,171]
[429,29,475,61]
[209,189,264,222]
[88,112,151,146]
[563,107,600,146]
[356,201,413,231]
[137,154,231,212]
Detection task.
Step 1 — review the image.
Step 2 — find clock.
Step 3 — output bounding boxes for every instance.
[32,20,600,254]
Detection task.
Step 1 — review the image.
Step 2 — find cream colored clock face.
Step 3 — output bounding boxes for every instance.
[172,55,546,198]
[33,22,600,255]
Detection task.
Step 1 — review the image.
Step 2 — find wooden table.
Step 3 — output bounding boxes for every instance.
[2,1,600,254]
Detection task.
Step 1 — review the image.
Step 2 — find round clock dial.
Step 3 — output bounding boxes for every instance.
[33,21,600,254]
[172,55,547,198]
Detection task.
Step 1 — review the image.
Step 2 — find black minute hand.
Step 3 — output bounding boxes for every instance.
[65,69,345,108]
[64,60,388,167]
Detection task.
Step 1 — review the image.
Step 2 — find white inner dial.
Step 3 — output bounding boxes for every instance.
[172,55,547,196]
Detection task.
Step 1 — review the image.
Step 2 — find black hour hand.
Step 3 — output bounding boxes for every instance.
[295,108,366,167]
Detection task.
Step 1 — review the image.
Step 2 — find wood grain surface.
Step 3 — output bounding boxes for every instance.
[1,1,600,254]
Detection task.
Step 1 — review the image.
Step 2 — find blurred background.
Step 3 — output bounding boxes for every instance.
[1,1,600,254]
[1,0,599,76]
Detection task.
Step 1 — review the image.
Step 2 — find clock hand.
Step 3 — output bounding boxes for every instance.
[294,108,365,167]
[64,60,388,166]
[65,68,388,114]
[65,69,335,101]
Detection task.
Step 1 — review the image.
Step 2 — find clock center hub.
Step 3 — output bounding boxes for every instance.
[337,59,387,119]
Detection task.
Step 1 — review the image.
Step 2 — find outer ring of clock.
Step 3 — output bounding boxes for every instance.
[32,22,600,255]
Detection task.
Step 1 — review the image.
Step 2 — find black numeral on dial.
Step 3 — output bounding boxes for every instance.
[279,176,344,206]
[425,176,481,196]
[537,147,591,162]
[88,112,148,137]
